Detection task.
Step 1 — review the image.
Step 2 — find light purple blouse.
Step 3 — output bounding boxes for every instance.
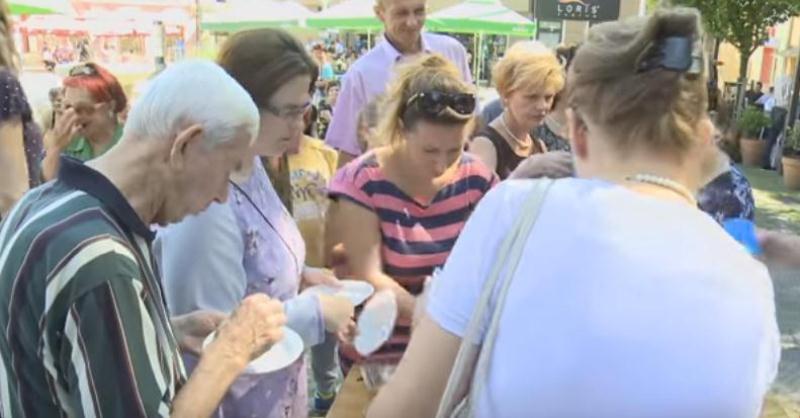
[157,157,324,418]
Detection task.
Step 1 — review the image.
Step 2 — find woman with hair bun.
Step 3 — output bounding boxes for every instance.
[368,8,779,418]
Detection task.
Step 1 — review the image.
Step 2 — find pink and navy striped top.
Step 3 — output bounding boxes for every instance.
[329,151,498,293]
[329,151,497,364]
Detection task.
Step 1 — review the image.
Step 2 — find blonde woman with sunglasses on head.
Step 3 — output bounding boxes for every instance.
[328,54,497,371]
[369,9,779,418]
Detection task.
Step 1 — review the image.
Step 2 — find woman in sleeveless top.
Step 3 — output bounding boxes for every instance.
[471,42,565,179]
[328,55,497,370]
[0,5,42,218]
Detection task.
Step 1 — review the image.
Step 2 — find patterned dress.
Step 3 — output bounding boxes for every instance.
[219,158,311,418]
[0,69,42,187]
[159,158,321,418]
[698,164,756,224]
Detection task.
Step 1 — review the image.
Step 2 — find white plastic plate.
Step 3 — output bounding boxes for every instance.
[304,280,375,306]
[203,327,304,374]
[354,289,398,356]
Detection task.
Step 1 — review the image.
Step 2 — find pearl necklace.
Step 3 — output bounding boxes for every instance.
[625,174,697,206]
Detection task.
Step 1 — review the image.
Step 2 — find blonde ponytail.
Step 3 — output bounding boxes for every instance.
[376,54,475,146]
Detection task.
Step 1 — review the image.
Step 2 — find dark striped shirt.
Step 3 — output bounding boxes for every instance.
[329,151,497,364]
[0,157,184,418]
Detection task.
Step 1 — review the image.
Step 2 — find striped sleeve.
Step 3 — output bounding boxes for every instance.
[328,159,374,212]
[54,248,173,418]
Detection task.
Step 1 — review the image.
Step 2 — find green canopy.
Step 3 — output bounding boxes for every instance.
[201,0,314,32]
[426,0,536,37]
[306,0,381,32]
[9,0,71,15]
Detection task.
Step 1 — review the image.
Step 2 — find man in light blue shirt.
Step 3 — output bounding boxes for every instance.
[325,0,472,166]
[756,87,776,113]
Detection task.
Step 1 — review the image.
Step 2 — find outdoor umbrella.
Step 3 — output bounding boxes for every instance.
[201,0,314,32]
[426,0,535,36]
[427,0,536,80]
[9,0,72,15]
[306,0,381,32]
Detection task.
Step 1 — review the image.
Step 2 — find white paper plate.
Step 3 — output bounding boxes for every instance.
[203,327,304,374]
[304,280,375,306]
[354,289,398,356]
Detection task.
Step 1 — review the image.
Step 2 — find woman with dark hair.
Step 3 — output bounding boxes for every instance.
[41,62,127,180]
[0,1,42,217]
[157,28,355,418]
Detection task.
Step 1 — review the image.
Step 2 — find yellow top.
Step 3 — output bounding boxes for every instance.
[288,136,338,267]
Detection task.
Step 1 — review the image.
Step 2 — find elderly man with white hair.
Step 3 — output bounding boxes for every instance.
[0,60,287,418]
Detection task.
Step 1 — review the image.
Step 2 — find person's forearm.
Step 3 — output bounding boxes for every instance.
[284,293,325,347]
[41,147,62,181]
[171,343,247,418]
[761,230,800,269]
[367,273,416,320]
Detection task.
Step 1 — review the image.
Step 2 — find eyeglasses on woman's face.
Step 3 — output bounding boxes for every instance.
[263,101,312,122]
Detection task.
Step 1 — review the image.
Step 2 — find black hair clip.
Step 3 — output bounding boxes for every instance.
[637,36,702,75]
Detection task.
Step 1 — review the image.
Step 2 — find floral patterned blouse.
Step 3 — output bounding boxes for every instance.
[698,164,756,224]
[158,157,324,418]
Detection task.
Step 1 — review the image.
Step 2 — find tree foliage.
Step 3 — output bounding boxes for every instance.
[669,0,799,63]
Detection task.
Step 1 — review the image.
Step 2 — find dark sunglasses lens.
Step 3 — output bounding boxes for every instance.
[451,95,476,115]
[420,93,446,115]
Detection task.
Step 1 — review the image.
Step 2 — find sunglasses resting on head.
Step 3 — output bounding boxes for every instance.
[406,90,477,118]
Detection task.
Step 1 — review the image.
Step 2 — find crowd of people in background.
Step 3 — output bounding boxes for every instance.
[1,0,800,416]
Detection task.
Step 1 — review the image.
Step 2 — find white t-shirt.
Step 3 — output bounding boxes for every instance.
[428,179,780,418]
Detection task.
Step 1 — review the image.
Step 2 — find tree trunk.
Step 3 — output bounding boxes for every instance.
[735,51,752,119]
[787,45,800,134]
[711,38,721,84]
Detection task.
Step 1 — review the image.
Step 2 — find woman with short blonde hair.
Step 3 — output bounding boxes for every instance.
[471,42,565,179]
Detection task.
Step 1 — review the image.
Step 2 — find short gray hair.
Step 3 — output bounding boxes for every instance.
[125,60,260,148]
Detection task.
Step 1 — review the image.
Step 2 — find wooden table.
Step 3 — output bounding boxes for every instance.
[327,366,377,418]
[761,393,800,418]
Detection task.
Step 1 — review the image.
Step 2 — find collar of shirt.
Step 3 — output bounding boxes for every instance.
[58,156,156,242]
[65,124,124,162]
[380,32,433,63]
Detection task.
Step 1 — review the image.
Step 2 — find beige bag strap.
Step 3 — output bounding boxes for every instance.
[436,179,555,418]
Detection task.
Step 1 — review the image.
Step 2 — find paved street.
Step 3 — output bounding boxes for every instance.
[743,167,800,415]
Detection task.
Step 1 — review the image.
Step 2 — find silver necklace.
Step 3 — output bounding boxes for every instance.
[625,174,697,206]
